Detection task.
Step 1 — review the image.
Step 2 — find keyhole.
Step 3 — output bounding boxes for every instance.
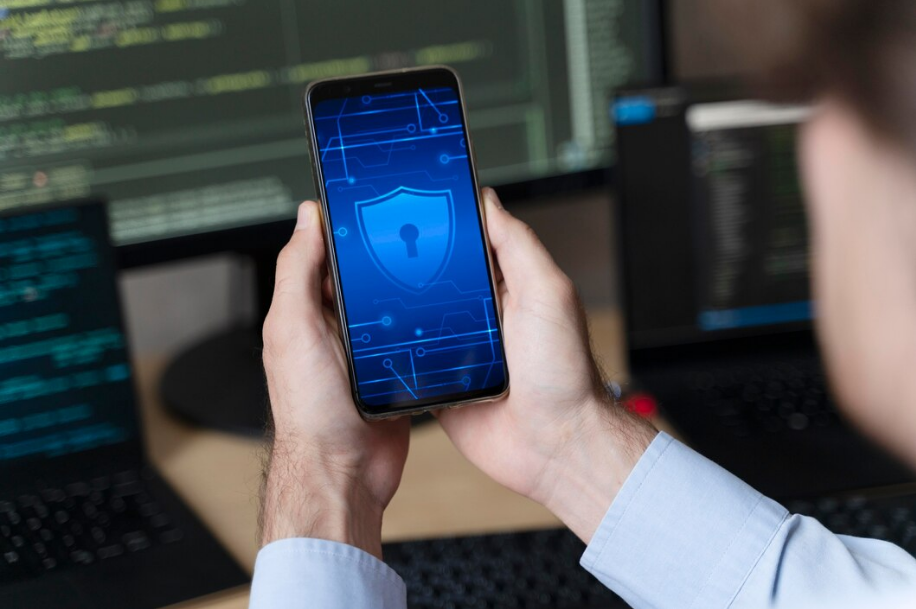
[400,223,420,258]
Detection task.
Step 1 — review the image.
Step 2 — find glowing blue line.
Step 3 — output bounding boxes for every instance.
[321,131,462,153]
[419,281,490,295]
[315,100,459,121]
[353,350,403,361]
[419,88,445,118]
[366,87,452,102]
[335,98,349,178]
[422,340,496,355]
[414,92,423,131]
[409,349,418,389]
[375,295,485,311]
[329,168,460,187]
[352,328,497,354]
[331,183,379,196]
[348,320,386,329]
[361,379,466,400]
[388,364,418,399]
[321,126,413,149]
[483,297,496,388]
[358,361,505,387]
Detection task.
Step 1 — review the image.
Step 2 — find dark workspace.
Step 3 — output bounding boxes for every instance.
[3,1,916,608]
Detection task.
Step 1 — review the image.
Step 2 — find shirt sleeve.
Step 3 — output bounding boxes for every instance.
[249,538,407,609]
[581,432,916,609]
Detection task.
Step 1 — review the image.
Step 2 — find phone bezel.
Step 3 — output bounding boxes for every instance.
[303,66,510,420]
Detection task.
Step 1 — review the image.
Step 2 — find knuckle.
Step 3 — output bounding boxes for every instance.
[275,244,302,270]
[552,275,579,306]
[261,316,283,355]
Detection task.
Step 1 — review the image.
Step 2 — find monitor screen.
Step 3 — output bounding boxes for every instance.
[614,88,813,349]
[0,0,660,247]
[0,203,137,468]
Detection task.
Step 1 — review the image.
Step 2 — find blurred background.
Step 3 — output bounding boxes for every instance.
[109,0,741,361]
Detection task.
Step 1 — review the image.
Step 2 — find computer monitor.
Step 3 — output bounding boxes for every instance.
[1,0,666,267]
[614,85,812,351]
[0,201,139,478]
[613,86,916,497]
[0,0,667,433]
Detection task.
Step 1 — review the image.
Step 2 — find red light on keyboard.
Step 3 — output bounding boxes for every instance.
[623,393,658,418]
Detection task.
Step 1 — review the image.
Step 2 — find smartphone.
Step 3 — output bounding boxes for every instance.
[303,67,509,420]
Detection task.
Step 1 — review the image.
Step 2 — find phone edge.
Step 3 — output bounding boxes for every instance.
[302,65,510,421]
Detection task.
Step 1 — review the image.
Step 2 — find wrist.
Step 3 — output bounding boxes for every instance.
[260,447,385,559]
[537,395,658,543]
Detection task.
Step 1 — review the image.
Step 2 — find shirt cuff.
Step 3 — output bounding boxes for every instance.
[249,538,407,609]
[581,432,789,609]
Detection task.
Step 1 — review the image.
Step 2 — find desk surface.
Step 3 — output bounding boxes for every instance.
[143,308,631,608]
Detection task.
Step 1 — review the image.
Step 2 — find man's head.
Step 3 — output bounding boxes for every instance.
[717,0,916,465]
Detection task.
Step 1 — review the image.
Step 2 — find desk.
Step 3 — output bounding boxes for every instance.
[142,308,630,608]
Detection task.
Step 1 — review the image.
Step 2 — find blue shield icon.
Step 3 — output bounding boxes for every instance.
[355,187,456,293]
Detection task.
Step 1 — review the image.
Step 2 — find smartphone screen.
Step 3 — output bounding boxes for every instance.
[307,69,508,416]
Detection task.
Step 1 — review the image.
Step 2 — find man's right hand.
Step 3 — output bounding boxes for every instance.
[437,188,658,543]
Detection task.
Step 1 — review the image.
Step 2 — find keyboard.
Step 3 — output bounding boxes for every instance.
[384,528,625,608]
[384,493,916,609]
[692,359,840,437]
[0,470,184,582]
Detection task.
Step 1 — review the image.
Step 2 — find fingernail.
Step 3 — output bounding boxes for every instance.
[296,202,315,230]
[484,188,504,210]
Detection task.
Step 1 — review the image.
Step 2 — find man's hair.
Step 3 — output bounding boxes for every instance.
[717,0,916,153]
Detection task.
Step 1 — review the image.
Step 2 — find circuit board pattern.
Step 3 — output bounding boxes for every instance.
[314,87,505,407]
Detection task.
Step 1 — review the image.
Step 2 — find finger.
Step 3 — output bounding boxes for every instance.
[269,201,326,323]
[481,188,566,294]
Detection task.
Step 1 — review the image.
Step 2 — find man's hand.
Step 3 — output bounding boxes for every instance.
[437,189,658,543]
[260,201,410,559]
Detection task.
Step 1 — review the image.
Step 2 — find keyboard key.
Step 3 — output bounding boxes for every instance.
[97,544,125,560]
[113,481,141,498]
[82,503,98,519]
[70,550,94,565]
[41,557,57,571]
[159,529,184,544]
[90,477,111,492]
[139,502,160,518]
[40,488,65,504]
[90,527,106,545]
[66,483,90,497]
[149,513,171,529]
[123,531,151,552]
[787,413,810,431]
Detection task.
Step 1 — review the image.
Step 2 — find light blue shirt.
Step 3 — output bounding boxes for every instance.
[249,433,916,608]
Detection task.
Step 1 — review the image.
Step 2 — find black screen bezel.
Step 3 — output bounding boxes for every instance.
[305,67,510,417]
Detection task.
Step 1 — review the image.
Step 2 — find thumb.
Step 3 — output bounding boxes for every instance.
[482,188,566,295]
[267,201,326,328]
